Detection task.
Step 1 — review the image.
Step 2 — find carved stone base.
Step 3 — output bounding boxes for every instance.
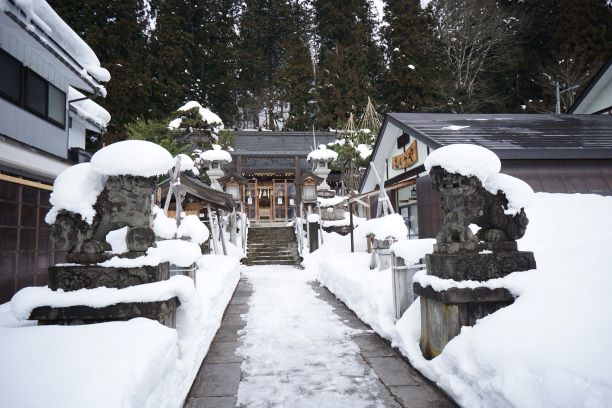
[426,250,536,281]
[414,282,514,359]
[49,262,170,291]
[30,298,179,328]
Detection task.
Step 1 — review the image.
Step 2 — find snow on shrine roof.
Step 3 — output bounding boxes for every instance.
[232,131,338,156]
[385,113,612,159]
[68,87,110,131]
[0,0,110,96]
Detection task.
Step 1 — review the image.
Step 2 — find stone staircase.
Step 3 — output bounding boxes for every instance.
[245,225,301,266]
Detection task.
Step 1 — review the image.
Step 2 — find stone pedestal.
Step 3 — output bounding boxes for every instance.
[417,247,535,359]
[34,262,179,328]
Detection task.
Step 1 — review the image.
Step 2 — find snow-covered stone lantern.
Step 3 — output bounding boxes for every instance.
[199,144,232,190]
[307,144,337,191]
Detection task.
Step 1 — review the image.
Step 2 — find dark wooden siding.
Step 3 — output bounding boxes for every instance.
[0,179,65,303]
[417,159,612,239]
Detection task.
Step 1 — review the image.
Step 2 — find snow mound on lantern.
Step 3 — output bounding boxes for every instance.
[391,238,436,266]
[177,215,210,245]
[485,173,535,213]
[307,144,338,162]
[152,206,177,239]
[91,140,174,177]
[354,213,407,241]
[176,154,194,172]
[45,162,107,225]
[425,144,501,183]
[199,144,232,163]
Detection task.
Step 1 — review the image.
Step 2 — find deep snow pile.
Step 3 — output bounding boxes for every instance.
[306,192,612,408]
[353,213,408,240]
[197,144,232,163]
[0,255,241,408]
[307,144,338,162]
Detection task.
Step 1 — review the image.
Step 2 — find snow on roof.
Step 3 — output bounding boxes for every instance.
[484,173,534,213]
[199,144,232,163]
[91,140,174,177]
[425,144,501,183]
[307,144,338,162]
[168,101,224,132]
[68,87,110,130]
[45,162,107,225]
[1,0,110,92]
[354,213,408,241]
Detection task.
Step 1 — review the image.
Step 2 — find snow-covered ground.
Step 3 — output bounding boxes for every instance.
[237,266,384,408]
[0,254,241,408]
[304,192,612,408]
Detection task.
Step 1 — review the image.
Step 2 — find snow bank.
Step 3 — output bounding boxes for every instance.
[0,318,176,408]
[177,215,209,245]
[307,192,612,408]
[91,140,174,177]
[425,144,501,182]
[307,144,338,162]
[68,87,111,129]
[45,162,107,225]
[391,238,435,266]
[198,144,232,163]
[353,213,407,240]
[11,275,195,320]
[1,254,242,408]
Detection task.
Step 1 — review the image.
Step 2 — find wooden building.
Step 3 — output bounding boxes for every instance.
[0,2,109,302]
[226,131,339,222]
[359,113,612,239]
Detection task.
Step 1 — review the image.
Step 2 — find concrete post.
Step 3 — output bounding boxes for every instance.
[391,253,420,320]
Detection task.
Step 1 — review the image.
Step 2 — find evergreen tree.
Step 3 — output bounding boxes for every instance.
[49,0,154,143]
[381,0,436,112]
[313,0,383,129]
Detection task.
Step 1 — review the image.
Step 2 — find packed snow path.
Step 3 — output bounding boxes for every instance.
[185,266,455,408]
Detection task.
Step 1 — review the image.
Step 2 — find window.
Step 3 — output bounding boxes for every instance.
[0,50,21,102]
[48,84,66,126]
[0,49,66,128]
[26,70,46,116]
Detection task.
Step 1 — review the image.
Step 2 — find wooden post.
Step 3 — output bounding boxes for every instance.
[217,209,228,256]
[349,202,354,253]
[308,220,319,253]
[229,210,237,245]
[207,205,219,254]
[240,202,247,253]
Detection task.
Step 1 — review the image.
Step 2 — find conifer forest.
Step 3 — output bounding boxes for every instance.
[49,0,612,145]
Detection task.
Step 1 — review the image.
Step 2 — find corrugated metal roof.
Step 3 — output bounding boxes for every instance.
[232,131,339,156]
[387,113,612,159]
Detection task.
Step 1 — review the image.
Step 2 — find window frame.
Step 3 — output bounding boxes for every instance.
[0,48,67,129]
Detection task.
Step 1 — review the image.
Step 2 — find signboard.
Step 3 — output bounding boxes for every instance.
[392,140,418,170]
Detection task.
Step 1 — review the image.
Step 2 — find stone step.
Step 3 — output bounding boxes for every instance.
[245,260,301,266]
[247,256,300,262]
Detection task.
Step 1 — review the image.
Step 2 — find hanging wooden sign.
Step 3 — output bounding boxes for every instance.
[392,141,418,170]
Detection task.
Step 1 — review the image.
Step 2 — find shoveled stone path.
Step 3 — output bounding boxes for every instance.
[184,268,456,408]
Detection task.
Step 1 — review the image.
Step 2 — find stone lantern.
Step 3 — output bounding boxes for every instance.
[200,145,232,191]
[219,170,247,203]
[307,144,337,191]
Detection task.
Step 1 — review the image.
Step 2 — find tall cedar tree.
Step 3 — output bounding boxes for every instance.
[149,0,198,115]
[49,0,153,145]
[314,0,383,129]
[381,0,436,112]
[192,0,241,126]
